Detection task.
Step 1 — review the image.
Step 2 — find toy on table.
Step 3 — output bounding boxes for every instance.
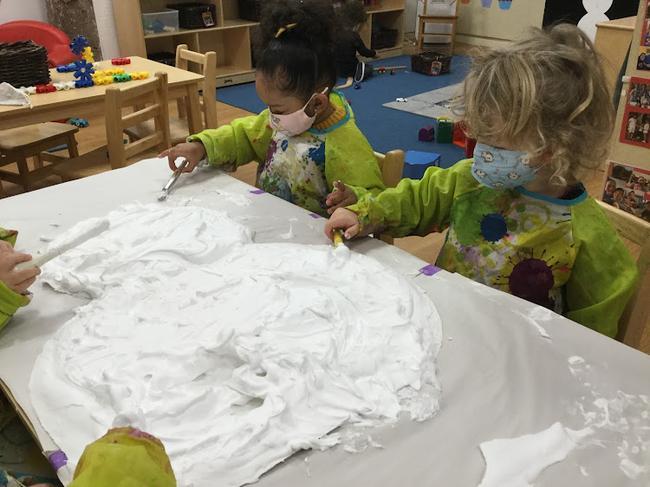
[404,150,441,179]
[35,83,56,94]
[418,126,435,142]
[56,62,77,73]
[111,57,131,65]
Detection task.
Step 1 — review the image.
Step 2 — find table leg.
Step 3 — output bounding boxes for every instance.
[16,156,31,191]
[185,83,203,135]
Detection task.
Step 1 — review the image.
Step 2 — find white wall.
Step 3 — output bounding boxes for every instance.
[93,0,119,59]
[405,0,418,33]
[0,0,47,23]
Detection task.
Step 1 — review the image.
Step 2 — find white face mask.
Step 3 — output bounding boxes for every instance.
[268,88,329,136]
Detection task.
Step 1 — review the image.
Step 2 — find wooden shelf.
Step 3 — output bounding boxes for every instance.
[144,19,259,39]
[217,65,255,77]
[367,7,404,14]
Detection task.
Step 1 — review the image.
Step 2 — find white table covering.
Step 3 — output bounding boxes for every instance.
[0,158,648,486]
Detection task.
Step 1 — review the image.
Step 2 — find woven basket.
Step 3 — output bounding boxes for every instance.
[0,41,51,88]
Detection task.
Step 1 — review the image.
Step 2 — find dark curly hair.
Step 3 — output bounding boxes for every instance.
[256,0,337,101]
[338,0,368,29]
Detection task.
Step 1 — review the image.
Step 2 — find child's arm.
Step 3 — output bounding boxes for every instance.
[565,200,639,338]
[339,160,478,238]
[0,241,38,332]
[161,111,274,173]
[325,139,385,206]
[354,31,376,58]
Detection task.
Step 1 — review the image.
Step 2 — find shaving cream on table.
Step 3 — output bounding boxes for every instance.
[30,204,443,487]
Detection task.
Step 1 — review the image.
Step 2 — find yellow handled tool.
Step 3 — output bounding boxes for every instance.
[332,229,344,248]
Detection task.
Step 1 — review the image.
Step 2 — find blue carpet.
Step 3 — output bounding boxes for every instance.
[217,55,471,168]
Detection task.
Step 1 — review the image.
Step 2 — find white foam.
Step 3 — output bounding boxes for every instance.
[31,204,442,487]
[478,422,580,487]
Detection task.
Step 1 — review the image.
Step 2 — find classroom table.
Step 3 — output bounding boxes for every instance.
[0,158,648,486]
[0,56,204,133]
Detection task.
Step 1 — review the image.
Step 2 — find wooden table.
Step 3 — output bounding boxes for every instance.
[0,57,205,134]
[595,16,636,95]
[1,159,649,486]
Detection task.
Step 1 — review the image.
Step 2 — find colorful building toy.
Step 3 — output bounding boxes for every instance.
[111,57,131,65]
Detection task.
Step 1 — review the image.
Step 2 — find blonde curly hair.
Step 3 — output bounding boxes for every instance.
[456,24,614,185]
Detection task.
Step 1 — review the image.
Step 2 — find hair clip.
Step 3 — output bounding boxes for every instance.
[275,23,298,38]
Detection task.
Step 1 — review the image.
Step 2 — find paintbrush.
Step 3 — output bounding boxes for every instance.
[15,219,109,271]
[332,229,345,248]
[158,159,189,201]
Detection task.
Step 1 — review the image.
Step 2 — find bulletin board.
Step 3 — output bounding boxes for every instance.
[609,0,650,172]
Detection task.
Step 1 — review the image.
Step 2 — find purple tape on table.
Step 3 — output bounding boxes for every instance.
[249,189,265,195]
[419,264,442,276]
[308,213,321,219]
[49,450,68,470]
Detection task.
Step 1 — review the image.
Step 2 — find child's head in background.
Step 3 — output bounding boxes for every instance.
[337,0,369,31]
[457,24,614,191]
[255,0,337,135]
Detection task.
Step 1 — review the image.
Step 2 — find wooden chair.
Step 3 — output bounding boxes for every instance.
[418,0,459,54]
[374,150,405,244]
[54,72,171,179]
[597,200,650,353]
[127,44,217,144]
[0,123,78,193]
[374,150,404,188]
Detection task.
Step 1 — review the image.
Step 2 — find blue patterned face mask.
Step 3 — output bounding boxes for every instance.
[472,143,538,189]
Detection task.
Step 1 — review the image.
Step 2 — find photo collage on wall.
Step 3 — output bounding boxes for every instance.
[639,0,650,70]
[602,162,650,222]
[620,77,650,149]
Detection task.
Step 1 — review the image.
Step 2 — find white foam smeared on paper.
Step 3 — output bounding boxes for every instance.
[567,356,650,482]
[478,422,584,487]
[31,204,443,487]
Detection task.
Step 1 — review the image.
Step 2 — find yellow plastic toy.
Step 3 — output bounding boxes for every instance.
[82,46,95,63]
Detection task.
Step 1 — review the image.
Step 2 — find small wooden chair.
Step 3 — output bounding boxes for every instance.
[374,150,405,244]
[597,200,650,353]
[0,123,78,193]
[54,72,171,180]
[374,150,404,188]
[418,0,459,54]
[127,44,217,144]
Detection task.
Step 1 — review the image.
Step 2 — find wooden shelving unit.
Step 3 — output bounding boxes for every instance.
[113,0,258,87]
[360,0,406,59]
[112,0,406,88]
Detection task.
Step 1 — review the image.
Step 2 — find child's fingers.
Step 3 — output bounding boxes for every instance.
[344,224,360,240]
[13,275,37,294]
[7,251,33,266]
[334,180,346,192]
[166,148,181,171]
[0,241,12,253]
[10,265,40,286]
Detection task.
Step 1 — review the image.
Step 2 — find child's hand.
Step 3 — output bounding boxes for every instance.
[325,180,357,214]
[159,142,206,173]
[325,208,362,240]
[0,242,40,294]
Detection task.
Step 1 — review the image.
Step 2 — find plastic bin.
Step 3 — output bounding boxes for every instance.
[142,9,179,35]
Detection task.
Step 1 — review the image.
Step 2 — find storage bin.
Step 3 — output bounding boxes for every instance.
[167,3,217,29]
[411,51,452,76]
[142,9,179,35]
